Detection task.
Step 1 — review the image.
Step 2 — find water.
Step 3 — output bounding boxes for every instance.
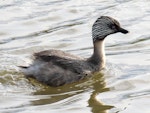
[0,0,150,113]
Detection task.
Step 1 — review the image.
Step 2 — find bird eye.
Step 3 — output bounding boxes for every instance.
[110,25,116,29]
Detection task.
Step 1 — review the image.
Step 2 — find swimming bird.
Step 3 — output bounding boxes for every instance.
[20,16,128,87]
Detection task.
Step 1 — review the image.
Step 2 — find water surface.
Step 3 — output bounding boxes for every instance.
[0,0,150,113]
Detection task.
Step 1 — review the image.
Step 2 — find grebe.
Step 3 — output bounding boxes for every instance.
[20,16,128,87]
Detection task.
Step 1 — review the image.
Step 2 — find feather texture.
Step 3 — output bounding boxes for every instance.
[20,16,128,86]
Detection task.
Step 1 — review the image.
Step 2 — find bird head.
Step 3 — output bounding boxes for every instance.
[92,16,129,42]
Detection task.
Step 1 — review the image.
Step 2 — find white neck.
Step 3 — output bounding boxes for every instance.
[88,40,106,70]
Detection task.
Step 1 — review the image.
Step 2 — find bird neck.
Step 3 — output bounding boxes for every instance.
[88,40,106,70]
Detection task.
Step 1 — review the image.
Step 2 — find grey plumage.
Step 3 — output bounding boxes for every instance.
[22,50,93,86]
[20,16,128,87]
[92,16,127,41]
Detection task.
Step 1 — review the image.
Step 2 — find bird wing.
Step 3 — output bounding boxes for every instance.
[34,49,83,60]
[34,50,86,74]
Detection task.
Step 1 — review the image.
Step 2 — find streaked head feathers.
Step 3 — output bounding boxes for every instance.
[92,16,128,42]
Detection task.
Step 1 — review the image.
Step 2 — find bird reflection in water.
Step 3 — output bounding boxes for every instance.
[88,72,113,113]
[30,72,113,113]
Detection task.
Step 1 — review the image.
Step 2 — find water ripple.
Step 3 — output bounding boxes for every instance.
[0,0,150,113]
